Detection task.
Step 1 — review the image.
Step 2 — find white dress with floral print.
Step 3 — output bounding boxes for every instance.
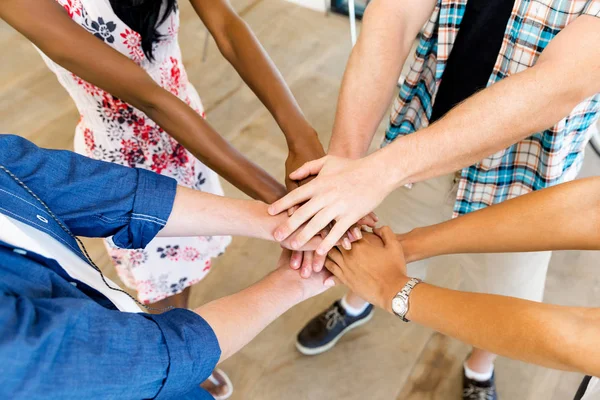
[38,0,231,303]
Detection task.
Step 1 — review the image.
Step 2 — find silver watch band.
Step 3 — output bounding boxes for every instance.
[393,278,421,322]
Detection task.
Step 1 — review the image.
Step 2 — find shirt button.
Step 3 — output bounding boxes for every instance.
[36,215,49,224]
[13,249,27,255]
[70,282,78,287]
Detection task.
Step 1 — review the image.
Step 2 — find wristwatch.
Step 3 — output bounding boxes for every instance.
[391,278,421,322]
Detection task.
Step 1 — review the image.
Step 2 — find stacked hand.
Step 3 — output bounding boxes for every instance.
[284,150,378,277]
[325,227,409,312]
[270,155,391,261]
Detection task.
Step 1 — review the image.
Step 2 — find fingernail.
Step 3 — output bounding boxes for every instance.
[291,240,300,250]
[268,206,275,215]
[316,247,327,256]
[274,231,284,241]
[343,238,351,250]
[353,227,362,240]
[324,279,335,288]
[313,262,321,271]
[292,259,300,268]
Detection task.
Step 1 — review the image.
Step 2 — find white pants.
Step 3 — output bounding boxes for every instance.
[378,174,550,302]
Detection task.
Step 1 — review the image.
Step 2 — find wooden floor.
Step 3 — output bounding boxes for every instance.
[1,1,599,399]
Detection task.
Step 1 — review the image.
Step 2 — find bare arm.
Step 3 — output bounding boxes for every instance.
[195,252,332,362]
[380,15,600,186]
[326,227,600,376]
[328,0,435,158]
[158,186,323,250]
[0,0,285,203]
[399,177,600,262]
[269,15,600,254]
[190,0,325,189]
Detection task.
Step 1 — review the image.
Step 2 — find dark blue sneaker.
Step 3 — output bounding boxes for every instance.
[295,300,374,356]
[463,369,498,400]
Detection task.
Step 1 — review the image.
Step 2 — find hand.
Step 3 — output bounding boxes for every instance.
[269,154,394,256]
[276,250,335,301]
[325,227,409,312]
[284,134,327,276]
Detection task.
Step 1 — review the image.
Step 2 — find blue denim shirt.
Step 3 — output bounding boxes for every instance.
[0,135,220,399]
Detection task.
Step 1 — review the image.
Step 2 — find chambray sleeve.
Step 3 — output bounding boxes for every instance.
[0,293,220,399]
[583,0,600,17]
[0,134,176,248]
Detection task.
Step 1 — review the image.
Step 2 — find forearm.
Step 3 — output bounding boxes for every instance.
[398,177,600,262]
[328,0,435,158]
[194,267,303,362]
[382,17,600,187]
[398,283,600,375]
[158,186,284,240]
[213,16,318,151]
[143,91,286,203]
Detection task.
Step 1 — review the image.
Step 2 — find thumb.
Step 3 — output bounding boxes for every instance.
[374,226,395,247]
[324,275,341,288]
[289,156,328,181]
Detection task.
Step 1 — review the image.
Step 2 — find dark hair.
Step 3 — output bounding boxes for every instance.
[109,0,177,61]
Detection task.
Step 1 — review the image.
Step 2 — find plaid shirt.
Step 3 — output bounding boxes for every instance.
[384,0,600,216]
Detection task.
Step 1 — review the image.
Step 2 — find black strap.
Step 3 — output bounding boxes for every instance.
[573,376,592,400]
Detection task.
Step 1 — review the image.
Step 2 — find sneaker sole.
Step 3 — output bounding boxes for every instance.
[295,310,374,356]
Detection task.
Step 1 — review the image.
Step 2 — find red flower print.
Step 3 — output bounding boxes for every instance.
[203,260,212,272]
[60,0,82,18]
[83,128,95,151]
[160,57,183,96]
[120,139,146,167]
[182,247,201,262]
[171,144,189,167]
[120,29,144,64]
[151,152,170,174]
[72,73,102,97]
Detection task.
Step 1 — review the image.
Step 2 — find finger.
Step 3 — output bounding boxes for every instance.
[301,251,313,279]
[268,184,314,217]
[324,275,341,288]
[288,205,299,217]
[290,250,303,270]
[317,219,353,256]
[289,156,328,181]
[350,225,363,242]
[312,251,327,272]
[357,212,378,228]
[326,246,344,265]
[278,199,326,247]
[324,259,342,276]
[293,207,339,250]
[374,226,395,247]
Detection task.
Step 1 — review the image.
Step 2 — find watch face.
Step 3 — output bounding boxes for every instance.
[392,297,407,316]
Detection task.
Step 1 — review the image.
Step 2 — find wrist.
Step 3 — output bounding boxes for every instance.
[396,228,426,263]
[366,150,402,195]
[268,268,305,304]
[380,275,411,314]
[282,123,321,154]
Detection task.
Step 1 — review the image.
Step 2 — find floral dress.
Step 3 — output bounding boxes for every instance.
[37,0,231,304]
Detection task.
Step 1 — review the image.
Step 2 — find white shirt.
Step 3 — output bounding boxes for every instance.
[0,213,141,313]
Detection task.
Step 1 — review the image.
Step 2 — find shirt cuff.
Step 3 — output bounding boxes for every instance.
[150,309,221,400]
[112,168,177,249]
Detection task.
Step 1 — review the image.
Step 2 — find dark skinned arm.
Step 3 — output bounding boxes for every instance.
[189,0,325,191]
[0,0,286,203]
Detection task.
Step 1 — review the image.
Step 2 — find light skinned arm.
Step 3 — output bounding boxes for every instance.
[399,176,600,262]
[328,0,436,158]
[189,0,325,190]
[326,226,600,376]
[0,0,286,203]
[270,15,600,254]
[158,186,321,250]
[195,252,333,362]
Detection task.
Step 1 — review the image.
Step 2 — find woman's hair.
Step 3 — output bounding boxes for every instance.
[109,0,177,61]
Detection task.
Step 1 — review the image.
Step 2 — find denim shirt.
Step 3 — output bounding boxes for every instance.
[0,135,220,399]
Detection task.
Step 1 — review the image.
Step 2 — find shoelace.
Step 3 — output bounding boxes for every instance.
[0,164,170,313]
[323,306,347,331]
[463,384,495,400]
